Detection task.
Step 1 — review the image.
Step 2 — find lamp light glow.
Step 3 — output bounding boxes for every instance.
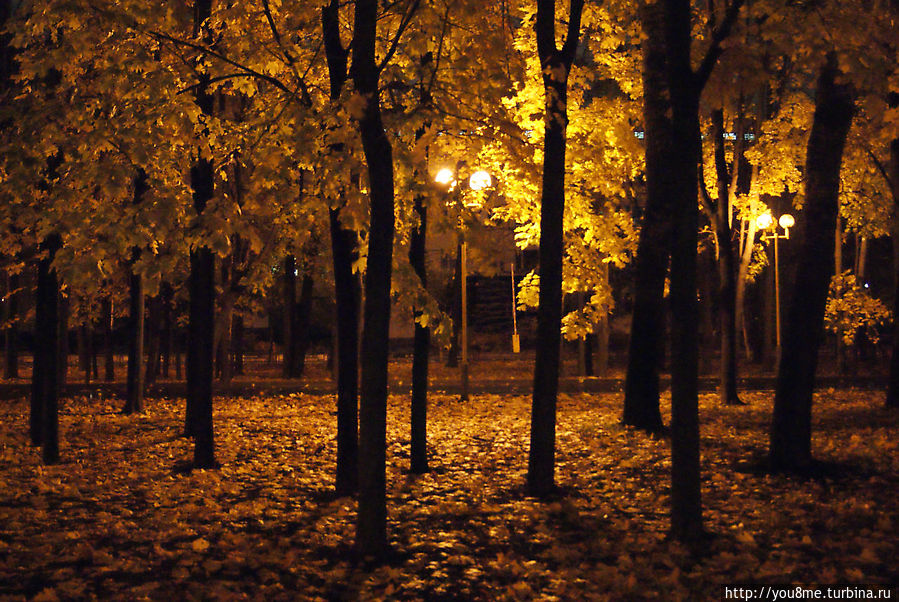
[435,168,454,185]
[756,212,774,230]
[779,214,795,229]
[468,170,492,191]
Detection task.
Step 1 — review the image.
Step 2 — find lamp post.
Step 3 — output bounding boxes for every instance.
[434,167,492,402]
[757,212,794,360]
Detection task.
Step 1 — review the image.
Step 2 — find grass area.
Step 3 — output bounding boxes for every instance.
[1,389,897,600]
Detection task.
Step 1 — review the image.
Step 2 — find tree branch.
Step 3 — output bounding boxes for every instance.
[866,146,893,191]
[695,0,745,89]
[561,0,586,64]
[377,0,422,73]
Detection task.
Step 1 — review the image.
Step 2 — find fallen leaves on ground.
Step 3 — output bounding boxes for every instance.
[0,388,897,600]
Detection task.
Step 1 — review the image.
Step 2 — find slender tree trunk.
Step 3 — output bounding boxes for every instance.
[712,109,741,405]
[409,193,430,474]
[527,0,584,497]
[330,208,360,495]
[184,0,217,470]
[883,137,899,408]
[623,2,671,433]
[161,283,173,379]
[78,322,90,386]
[282,255,296,377]
[664,0,704,541]
[123,268,145,414]
[57,294,68,391]
[446,244,462,368]
[232,314,244,376]
[770,55,855,469]
[736,211,758,361]
[33,235,61,463]
[102,296,115,381]
[294,271,314,377]
[352,0,398,558]
[4,271,18,379]
[145,295,162,386]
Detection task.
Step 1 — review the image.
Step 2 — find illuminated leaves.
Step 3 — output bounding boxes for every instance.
[1,388,897,598]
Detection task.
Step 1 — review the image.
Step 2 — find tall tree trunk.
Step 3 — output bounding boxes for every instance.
[736,199,759,361]
[883,137,899,408]
[78,322,90,386]
[146,294,163,385]
[770,55,855,469]
[445,244,462,368]
[282,255,296,377]
[185,0,216,469]
[409,192,430,474]
[623,2,671,433]
[232,314,244,376]
[527,0,584,497]
[294,271,314,377]
[664,0,704,541]
[4,271,18,379]
[123,268,145,414]
[33,235,61,463]
[712,109,741,405]
[57,294,69,391]
[161,282,174,379]
[330,208,360,495]
[352,0,398,558]
[102,295,114,381]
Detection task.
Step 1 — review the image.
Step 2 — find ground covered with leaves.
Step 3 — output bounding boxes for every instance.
[1,389,897,600]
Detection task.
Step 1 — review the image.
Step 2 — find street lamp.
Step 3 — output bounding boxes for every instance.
[757,212,794,359]
[434,167,494,402]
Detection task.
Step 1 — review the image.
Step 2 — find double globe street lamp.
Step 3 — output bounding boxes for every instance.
[434,167,492,402]
[756,211,795,359]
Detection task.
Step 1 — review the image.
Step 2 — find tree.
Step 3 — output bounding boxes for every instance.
[409,183,430,475]
[527,0,585,497]
[770,54,855,471]
[351,0,415,559]
[123,171,148,415]
[185,0,217,469]
[621,1,672,433]
[34,234,62,464]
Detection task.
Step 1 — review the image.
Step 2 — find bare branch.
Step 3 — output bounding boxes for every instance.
[695,0,745,89]
[377,0,422,73]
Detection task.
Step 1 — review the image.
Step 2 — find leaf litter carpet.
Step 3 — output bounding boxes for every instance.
[1,390,897,600]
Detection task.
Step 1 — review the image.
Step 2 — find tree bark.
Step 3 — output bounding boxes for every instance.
[145,294,162,386]
[527,0,584,497]
[352,0,398,558]
[883,137,899,408]
[282,254,296,377]
[770,55,855,469]
[711,109,741,405]
[663,0,703,541]
[57,294,69,391]
[32,235,61,463]
[123,268,145,414]
[409,192,430,474]
[294,270,314,377]
[185,0,216,469]
[4,271,18,379]
[322,1,360,496]
[161,282,174,379]
[232,314,244,376]
[102,295,115,381]
[330,207,360,495]
[623,2,671,433]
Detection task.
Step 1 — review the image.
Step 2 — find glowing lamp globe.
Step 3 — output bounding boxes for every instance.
[779,214,795,229]
[756,212,774,230]
[435,168,454,185]
[468,170,492,191]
